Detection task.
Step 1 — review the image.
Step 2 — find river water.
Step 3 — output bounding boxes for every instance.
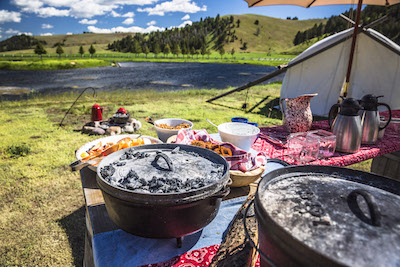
[0,61,284,94]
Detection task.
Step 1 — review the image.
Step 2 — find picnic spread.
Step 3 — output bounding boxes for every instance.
[72,97,400,267]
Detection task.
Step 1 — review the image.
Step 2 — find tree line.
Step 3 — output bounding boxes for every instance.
[107,15,243,58]
[33,43,96,59]
[293,5,400,45]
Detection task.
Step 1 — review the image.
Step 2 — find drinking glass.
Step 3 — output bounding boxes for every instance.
[287,132,319,163]
[307,130,336,159]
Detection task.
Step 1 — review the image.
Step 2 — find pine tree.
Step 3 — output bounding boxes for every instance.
[230,48,235,58]
[143,45,150,58]
[79,46,85,57]
[56,44,64,58]
[34,43,47,59]
[219,47,225,59]
[153,42,161,58]
[190,46,195,58]
[163,44,171,57]
[89,44,96,57]
[200,45,206,58]
[133,40,142,57]
[172,44,181,57]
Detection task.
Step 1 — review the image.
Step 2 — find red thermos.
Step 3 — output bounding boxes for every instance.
[91,104,103,121]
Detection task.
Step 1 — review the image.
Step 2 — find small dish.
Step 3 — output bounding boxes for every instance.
[218,122,260,151]
[154,118,193,142]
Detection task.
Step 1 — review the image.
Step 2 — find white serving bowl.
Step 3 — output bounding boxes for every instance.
[218,122,260,151]
[154,118,193,142]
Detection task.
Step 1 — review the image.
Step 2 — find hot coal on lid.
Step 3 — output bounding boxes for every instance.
[100,147,225,194]
[258,172,400,267]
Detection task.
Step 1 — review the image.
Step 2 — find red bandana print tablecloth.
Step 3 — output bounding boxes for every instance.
[253,110,400,166]
[143,111,400,267]
[144,244,260,267]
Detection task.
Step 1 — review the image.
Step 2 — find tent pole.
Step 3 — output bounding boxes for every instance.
[205,67,287,103]
[343,0,363,97]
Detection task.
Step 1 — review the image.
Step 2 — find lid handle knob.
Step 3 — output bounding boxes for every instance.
[152,152,174,172]
[347,189,381,227]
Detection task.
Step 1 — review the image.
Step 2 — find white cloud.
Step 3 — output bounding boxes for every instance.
[40,32,53,36]
[110,10,121,17]
[37,7,70,17]
[122,18,134,25]
[42,23,53,29]
[111,10,134,17]
[122,12,134,17]
[11,0,157,18]
[69,2,116,18]
[79,18,97,25]
[18,32,32,36]
[6,28,20,34]
[181,14,189,20]
[66,32,73,35]
[88,25,163,34]
[137,0,206,16]
[4,28,32,36]
[178,20,192,28]
[0,10,22,23]
[147,20,156,26]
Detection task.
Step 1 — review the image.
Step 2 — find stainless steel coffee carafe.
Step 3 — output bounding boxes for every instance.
[359,94,392,144]
[328,98,363,153]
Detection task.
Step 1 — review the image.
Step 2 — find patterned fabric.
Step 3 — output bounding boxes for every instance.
[144,244,260,267]
[175,129,267,172]
[141,111,400,267]
[253,110,400,166]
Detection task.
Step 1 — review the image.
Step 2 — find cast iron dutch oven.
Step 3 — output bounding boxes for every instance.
[96,143,230,239]
[251,165,400,267]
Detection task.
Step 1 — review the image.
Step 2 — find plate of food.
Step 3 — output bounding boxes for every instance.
[71,134,162,171]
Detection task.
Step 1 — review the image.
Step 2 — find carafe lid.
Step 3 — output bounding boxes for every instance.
[340,98,362,116]
[360,94,383,111]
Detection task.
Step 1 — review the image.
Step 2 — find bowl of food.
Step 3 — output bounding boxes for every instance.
[72,134,162,172]
[218,122,260,151]
[154,118,193,142]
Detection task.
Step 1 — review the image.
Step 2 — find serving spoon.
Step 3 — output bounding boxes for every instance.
[206,119,218,128]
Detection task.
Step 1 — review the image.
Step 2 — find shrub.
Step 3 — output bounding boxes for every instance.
[6,143,32,158]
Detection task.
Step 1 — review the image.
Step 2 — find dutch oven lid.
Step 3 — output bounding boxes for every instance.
[97,143,229,197]
[256,165,400,267]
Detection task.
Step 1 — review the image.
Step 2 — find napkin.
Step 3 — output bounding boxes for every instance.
[175,129,266,172]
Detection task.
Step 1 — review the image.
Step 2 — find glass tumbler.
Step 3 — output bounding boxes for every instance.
[307,130,336,159]
[287,132,319,163]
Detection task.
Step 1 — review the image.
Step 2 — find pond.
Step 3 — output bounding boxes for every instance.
[0,61,284,94]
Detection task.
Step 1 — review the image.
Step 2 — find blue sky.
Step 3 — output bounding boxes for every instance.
[0,0,354,41]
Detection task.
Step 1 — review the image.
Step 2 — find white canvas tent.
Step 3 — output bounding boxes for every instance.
[281,28,400,116]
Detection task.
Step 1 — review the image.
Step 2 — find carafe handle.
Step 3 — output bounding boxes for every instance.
[328,104,340,128]
[378,103,392,130]
[279,98,287,121]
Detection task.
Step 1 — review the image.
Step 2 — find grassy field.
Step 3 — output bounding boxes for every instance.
[0,59,112,70]
[0,84,371,266]
[0,51,295,70]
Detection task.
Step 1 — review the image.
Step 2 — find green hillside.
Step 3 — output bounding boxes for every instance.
[0,14,326,55]
[222,14,326,53]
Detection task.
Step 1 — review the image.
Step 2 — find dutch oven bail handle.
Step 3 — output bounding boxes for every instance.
[348,189,381,227]
[153,152,174,172]
[243,199,279,267]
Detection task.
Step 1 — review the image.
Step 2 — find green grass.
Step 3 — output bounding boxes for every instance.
[0,84,372,266]
[0,59,111,70]
[0,51,296,70]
